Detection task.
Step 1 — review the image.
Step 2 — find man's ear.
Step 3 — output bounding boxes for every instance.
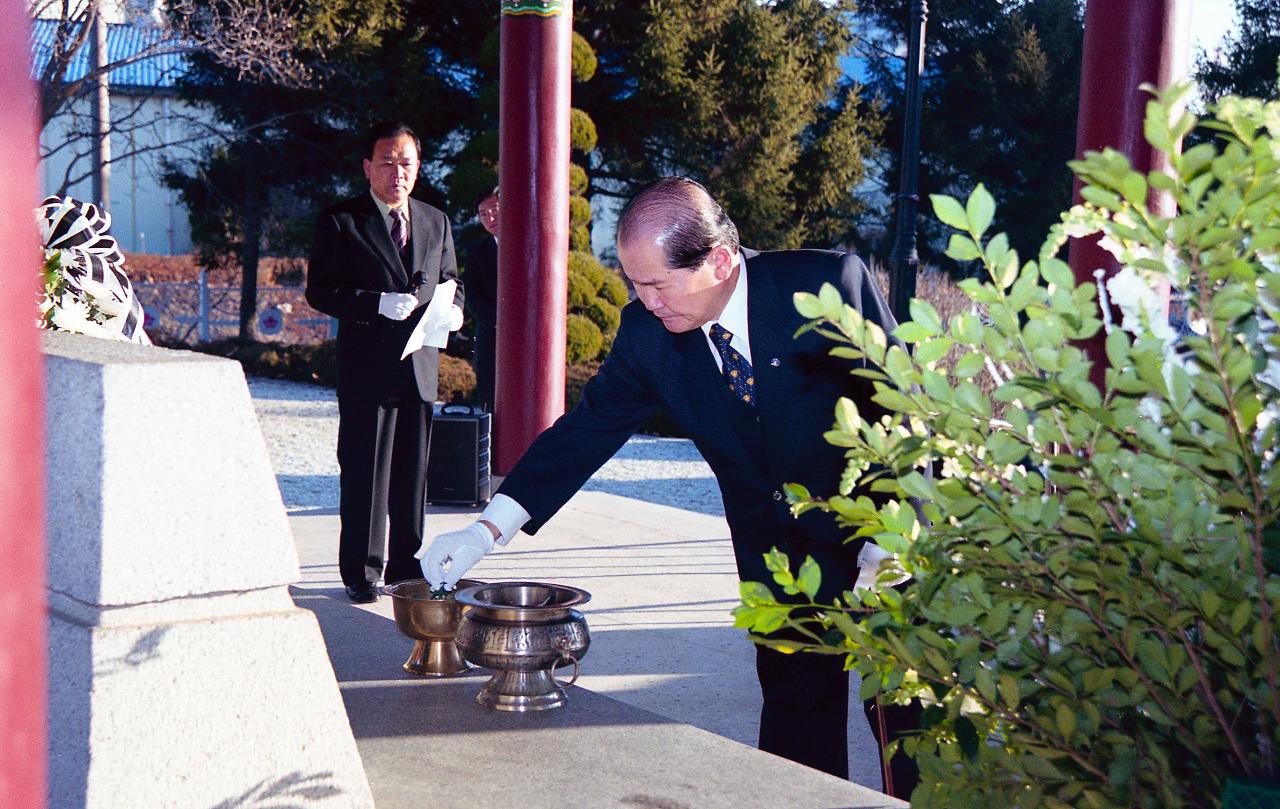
[711,245,735,281]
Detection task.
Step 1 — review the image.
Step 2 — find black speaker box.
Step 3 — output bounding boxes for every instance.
[426,403,492,506]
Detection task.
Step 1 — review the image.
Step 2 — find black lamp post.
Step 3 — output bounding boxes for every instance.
[887,0,928,326]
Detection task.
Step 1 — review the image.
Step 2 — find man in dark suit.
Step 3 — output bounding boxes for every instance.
[418,177,915,795]
[305,121,463,604]
[462,186,499,411]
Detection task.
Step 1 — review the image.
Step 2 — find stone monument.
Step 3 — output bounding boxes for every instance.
[44,331,373,809]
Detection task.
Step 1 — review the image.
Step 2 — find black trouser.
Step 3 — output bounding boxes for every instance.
[336,394,432,587]
[755,644,920,797]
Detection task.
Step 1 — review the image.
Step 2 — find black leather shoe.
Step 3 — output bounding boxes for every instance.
[345,583,379,604]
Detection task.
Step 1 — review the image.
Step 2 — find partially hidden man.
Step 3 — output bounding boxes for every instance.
[306,121,464,604]
[418,177,919,796]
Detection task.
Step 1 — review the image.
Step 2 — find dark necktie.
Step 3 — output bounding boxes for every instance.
[709,323,755,407]
[390,207,408,254]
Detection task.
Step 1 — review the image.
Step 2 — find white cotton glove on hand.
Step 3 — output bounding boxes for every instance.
[378,292,418,321]
[416,522,495,590]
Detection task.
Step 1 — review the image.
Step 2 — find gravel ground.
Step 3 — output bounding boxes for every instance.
[247,376,726,517]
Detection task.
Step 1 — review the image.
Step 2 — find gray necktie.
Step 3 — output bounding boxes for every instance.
[390,207,407,252]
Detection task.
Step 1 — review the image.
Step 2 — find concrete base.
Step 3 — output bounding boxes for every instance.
[43,333,373,809]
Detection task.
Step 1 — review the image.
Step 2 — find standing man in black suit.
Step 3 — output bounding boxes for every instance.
[306,121,464,604]
[417,177,917,796]
[462,186,500,412]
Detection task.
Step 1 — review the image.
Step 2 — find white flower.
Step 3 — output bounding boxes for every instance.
[1137,397,1163,423]
[1107,267,1177,344]
[50,295,111,338]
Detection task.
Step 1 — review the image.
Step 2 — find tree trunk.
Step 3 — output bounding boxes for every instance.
[238,143,261,341]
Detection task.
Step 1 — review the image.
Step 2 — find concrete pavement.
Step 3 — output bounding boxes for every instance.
[287,490,901,808]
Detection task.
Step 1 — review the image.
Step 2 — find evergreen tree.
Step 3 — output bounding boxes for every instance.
[166,0,492,339]
[575,0,884,250]
[857,0,1083,266]
[1197,0,1280,101]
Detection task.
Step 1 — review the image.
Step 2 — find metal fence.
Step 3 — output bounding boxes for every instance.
[133,271,337,345]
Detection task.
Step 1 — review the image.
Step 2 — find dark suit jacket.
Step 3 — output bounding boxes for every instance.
[305,193,462,403]
[499,249,898,603]
[462,235,498,332]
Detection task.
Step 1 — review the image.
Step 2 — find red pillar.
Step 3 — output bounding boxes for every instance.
[0,2,46,808]
[1069,0,1190,387]
[494,0,572,475]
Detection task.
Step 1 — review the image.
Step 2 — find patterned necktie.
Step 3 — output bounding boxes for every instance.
[709,323,755,407]
[390,207,408,253]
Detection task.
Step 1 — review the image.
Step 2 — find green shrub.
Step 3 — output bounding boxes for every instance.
[734,83,1280,808]
[599,273,630,307]
[569,108,598,153]
[569,162,589,196]
[565,313,603,364]
[569,225,592,252]
[582,298,620,336]
[568,195,593,227]
[571,30,598,83]
[568,250,606,290]
[567,266,595,308]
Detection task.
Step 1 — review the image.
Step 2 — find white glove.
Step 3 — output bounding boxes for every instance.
[378,292,418,321]
[416,522,496,589]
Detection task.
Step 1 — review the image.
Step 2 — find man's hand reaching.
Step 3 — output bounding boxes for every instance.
[416,522,498,590]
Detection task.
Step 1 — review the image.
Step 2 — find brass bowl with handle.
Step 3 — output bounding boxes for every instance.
[454,581,591,711]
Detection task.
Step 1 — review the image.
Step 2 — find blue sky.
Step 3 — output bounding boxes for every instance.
[1192,0,1237,55]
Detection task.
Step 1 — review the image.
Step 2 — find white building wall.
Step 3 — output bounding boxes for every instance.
[39,92,215,255]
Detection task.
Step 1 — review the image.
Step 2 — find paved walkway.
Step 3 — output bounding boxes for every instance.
[255,377,892,801]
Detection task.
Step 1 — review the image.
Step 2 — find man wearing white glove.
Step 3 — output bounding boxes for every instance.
[417,177,918,797]
[306,121,463,605]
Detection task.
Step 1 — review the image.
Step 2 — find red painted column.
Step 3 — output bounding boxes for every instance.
[494,0,572,475]
[1069,0,1190,387]
[0,2,47,808]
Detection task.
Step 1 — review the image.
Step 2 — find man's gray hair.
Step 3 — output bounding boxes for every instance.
[616,177,740,270]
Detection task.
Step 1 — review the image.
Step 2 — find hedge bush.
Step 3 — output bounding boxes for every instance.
[599,273,630,308]
[565,312,603,363]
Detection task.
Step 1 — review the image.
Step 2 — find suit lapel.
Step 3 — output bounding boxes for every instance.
[408,199,431,290]
[355,195,410,289]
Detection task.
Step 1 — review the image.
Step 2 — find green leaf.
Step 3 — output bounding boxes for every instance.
[739,580,776,607]
[966,184,996,237]
[952,351,985,379]
[893,322,933,343]
[947,234,982,262]
[1055,703,1077,739]
[796,556,822,600]
[932,194,969,230]
[1230,600,1251,635]
[999,675,1020,710]
[908,299,945,335]
[794,291,822,319]
[915,337,952,365]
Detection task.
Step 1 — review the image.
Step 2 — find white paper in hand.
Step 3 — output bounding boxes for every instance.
[401,279,458,359]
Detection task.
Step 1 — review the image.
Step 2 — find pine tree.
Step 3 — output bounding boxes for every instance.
[1197,0,1280,101]
[857,0,1084,266]
[575,0,884,250]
